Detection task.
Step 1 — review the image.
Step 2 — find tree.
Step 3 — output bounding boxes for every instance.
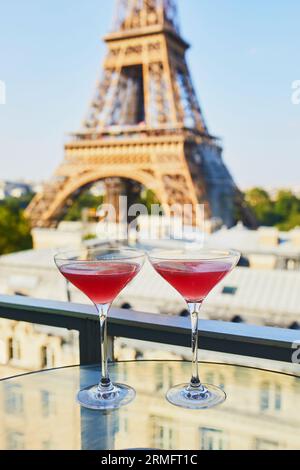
[245,188,271,207]
[0,205,33,255]
[245,187,300,231]
[245,188,279,226]
[274,191,300,221]
[277,212,300,231]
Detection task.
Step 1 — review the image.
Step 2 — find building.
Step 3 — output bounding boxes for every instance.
[0,322,79,379]
[207,223,300,270]
[0,180,33,200]
[31,219,300,270]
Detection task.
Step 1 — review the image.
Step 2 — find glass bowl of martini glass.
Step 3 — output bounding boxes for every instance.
[148,248,240,410]
[55,246,145,410]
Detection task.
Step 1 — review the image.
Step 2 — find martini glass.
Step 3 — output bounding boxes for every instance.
[55,247,145,410]
[149,249,240,409]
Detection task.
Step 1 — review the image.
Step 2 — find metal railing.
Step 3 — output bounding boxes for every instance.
[0,295,299,365]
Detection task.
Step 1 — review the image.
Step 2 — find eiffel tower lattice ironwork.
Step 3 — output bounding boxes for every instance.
[26,0,255,229]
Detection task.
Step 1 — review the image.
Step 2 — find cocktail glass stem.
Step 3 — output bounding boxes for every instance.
[96,303,113,391]
[187,302,207,394]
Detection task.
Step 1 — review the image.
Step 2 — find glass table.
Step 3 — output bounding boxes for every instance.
[0,360,300,450]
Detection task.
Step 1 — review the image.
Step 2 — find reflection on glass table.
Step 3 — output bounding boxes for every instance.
[0,361,300,450]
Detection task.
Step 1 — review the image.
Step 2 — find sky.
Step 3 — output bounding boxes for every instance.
[0,0,300,189]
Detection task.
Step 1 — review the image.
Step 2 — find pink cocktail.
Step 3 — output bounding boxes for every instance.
[149,249,240,410]
[55,247,145,410]
[60,262,140,305]
[153,260,232,303]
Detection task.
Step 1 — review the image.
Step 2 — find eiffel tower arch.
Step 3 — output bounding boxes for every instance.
[26,0,256,229]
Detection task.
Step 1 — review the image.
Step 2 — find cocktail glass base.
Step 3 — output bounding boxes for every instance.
[166,383,226,410]
[77,383,136,410]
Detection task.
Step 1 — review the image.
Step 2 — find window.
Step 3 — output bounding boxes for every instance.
[156,364,164,391]
[231,315,244,324]
[6,431,24,450]
[0,339,6,364]
[200,428,226,451]
[260,383,269,411]
[260,382,282,412]
[289,322,300,330]
[41,345,55,369]
[155,364,173,392]
[222,286,238,295]
[204,372,225,391]
[121,303,132,310]
[8,337,21,361]
[179,309,189,317]
[135,350,143,360]
[151,417,176,450]
[8,338,13,360]
[41,390,56,417]
[287,259,296,271]
[4,384,24,415]
[275,385,282,411]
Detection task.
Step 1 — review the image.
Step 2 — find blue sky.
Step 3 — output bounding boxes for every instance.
[0,0,299,188]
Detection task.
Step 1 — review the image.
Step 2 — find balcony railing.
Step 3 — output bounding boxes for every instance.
[0,295,299,366]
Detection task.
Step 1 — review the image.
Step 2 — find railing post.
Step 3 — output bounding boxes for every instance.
[78,319,115,365]
[79,320,100,365]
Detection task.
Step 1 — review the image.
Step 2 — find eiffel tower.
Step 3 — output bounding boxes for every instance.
[26,0,255,229]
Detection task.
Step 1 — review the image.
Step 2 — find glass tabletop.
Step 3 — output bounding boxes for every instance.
[0,360,300,450]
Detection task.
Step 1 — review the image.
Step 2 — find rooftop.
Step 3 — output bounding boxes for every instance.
[2,246,300,323]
